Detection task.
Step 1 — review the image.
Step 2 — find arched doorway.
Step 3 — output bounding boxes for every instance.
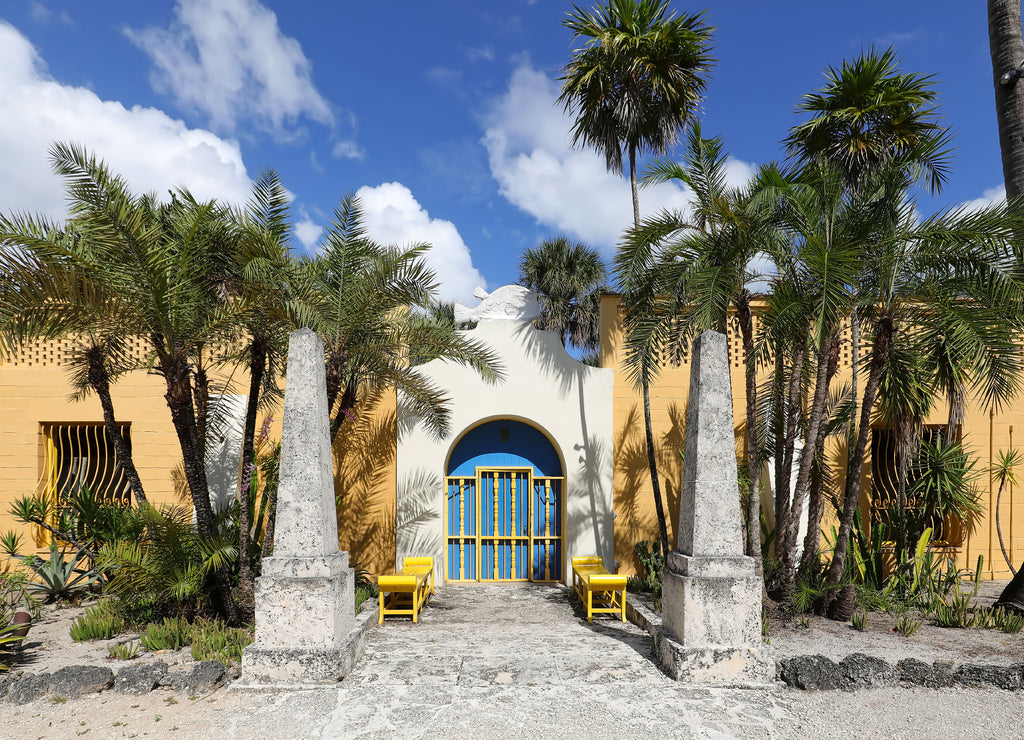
[444,419,564,583]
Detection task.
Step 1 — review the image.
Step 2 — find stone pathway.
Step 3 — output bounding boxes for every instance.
[218,583,781,739]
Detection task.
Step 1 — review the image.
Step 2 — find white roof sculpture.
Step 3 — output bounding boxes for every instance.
[453,285,542,324]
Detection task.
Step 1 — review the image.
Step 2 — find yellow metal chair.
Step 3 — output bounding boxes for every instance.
[571,555,627,623]
[378,556,435,624]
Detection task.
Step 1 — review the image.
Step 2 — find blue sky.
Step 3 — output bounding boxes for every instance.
[0,1,1009,304]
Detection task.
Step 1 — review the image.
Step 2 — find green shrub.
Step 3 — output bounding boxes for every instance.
[895,612,923,636]
[931,589,974,628]
[107,641,139,660]
[355,583,378,614]
[995,607,1024,634]
[851,609,867,631]
[70,603,124,642]
[140,617,192,651]
[629,541,663,594]
[189,620,252,665]
[19,544,100,604]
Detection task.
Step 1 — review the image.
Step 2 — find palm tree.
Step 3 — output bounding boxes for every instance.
[290,194,504,447]
[988,0,1024,201]
[617,125,775,560]
[558,0,714,225]
[518,236,607,352]
[0,159,148,507]
[785,47,953,195]
[756,160,862,590]
[560,0,713,557]
[227,169,296,596]
[824,184,1024,592]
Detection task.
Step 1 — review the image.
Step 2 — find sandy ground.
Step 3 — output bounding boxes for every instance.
[2,582,1023,740]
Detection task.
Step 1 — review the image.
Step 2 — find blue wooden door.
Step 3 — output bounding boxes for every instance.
[445,421,563,582]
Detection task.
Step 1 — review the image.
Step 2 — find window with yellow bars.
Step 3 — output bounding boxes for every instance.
[34,423,132,546]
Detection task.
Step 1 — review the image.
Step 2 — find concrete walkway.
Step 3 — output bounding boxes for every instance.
[217,583,781,738]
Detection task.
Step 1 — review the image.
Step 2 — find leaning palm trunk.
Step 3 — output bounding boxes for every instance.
[85,348,147,506]
[826,321,891,589]
[799,336,842,574]
[781,330,838,587]
[643,381,671,558]
[237,340,268,597]
[737,294,761,564]
[989,0,1024,201]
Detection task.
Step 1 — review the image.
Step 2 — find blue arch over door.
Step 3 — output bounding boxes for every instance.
[445,419,564,582]
[447,419,562,477]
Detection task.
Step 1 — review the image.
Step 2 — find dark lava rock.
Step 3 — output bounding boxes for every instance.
[160,661,227,694]
[839,652,897,688]
[5,673,51,704]
[896,658,957,689]
[49,665,114,699]
[955,663,1023,690]
[778,655,846,690]
[115,662,168,695]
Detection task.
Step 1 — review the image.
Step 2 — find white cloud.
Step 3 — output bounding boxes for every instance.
[960,184,1006,213]
[354,183,487,304]
[0,22,252,222]
[294,218,323,250]
[482,62,757,255]
[332,140,365,160]
[125,0,333,136]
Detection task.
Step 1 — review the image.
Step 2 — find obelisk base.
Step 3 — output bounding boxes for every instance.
[658,552,774,686]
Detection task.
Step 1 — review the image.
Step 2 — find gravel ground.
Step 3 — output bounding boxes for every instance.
[3,581,1023,739]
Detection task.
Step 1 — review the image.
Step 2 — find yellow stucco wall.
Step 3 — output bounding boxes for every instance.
[0,338,399,577]
[600,294,1024,580]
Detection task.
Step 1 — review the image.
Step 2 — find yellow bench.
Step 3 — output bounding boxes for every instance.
[571,556,627,623]
[378,556,435,624]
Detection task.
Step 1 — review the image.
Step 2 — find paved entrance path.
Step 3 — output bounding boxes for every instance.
[218,583,781,738]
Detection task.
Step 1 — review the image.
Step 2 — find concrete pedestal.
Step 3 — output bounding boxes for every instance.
[659,552,774,685]
[241,553,363,685]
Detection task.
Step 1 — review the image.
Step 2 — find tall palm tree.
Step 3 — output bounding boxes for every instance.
[227,169,296,596]
[989,0,1024,202]
[560,0,713,556]
[0,227,147,507]
[290,194,504,446]
[784,48,962,589]
[617,125,774,560]
[518,236,607,352]
[824,182,1024,591]
[559,0,715,225]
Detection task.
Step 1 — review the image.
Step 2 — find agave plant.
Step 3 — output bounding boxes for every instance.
[19,544,100,603]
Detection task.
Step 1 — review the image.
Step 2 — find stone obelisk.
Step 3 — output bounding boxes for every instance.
[241,328,361,685]
[657,330,773,685]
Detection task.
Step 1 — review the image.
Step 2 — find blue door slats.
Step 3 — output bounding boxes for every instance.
[445,467,563,583]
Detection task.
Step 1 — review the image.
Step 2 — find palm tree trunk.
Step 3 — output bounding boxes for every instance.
[989,0,1024,201]
[85,347,147,506]
[783,330,839,584]
[643,379,671,557]
[629,144,641,227]
[775,337,806,575]
[737,294,761,564]
[826,319,892,589]
[799,336,841,573]
[237,340,267,597]
[160,354,241,626]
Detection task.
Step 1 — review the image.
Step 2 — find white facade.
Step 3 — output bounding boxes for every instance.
[395,307,615,586]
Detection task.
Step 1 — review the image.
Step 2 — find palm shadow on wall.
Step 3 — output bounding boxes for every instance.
[333,395,399,577]
[613,402,685,574]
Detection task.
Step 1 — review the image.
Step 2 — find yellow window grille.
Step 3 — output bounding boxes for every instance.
[34,423,132,546]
